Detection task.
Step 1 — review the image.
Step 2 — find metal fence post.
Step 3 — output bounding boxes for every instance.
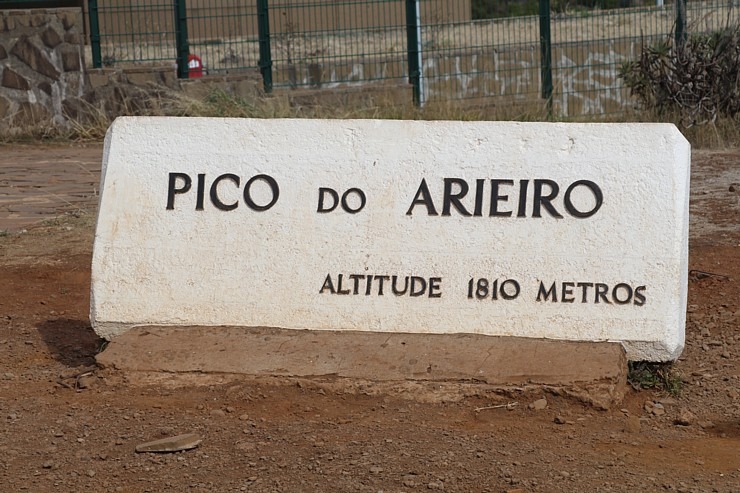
[174,0,190,79]
[538,0,553,117]
[257,0,273,93]
[405,0,422,107]
[88,0,102,68]
[675,0,687,51]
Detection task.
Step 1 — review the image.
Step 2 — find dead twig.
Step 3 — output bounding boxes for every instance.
[689,270,730,281]
[474,402,518,412]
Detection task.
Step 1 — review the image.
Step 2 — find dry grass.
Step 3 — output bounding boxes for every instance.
[3,80,737,149]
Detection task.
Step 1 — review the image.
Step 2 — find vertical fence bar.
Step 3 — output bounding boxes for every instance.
[538,0,553,117]
[675,0,687,51]
[175,0,190,79]
[257,0,273,93]
[405,0,421,107]
[88,0,102,68]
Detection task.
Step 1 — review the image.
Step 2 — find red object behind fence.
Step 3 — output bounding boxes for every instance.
[188,54,204,78]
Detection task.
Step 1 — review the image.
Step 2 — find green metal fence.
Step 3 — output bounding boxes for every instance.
[87,0,740,115]
[88,0,179,67]
[270,1,410,92]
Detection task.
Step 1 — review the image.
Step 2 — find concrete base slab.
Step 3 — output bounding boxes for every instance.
[96,327,627,408]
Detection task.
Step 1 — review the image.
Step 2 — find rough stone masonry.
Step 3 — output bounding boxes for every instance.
[0,8,85,132]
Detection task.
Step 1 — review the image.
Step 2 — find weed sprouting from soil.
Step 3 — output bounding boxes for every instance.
[628,361,684,396]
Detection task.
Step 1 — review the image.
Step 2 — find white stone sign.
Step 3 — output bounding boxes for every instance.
[91,117,690,361]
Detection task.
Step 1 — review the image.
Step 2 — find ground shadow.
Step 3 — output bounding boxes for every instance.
[37,318,103,368]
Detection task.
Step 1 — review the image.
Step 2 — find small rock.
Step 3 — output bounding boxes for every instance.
[77,375,98,389]
[42,461,53,469]
[225,406,235,413]
[135,433,202,453]
[651,403,666,416]
[239,414,250,421]
[529,398,547,410]
[236,441,255,452]
[721,351,731,359]
[2,373,15,380]
[210,409,226,418]
[674,408,696,426]
[403,475,417,487]
[554,416,566,424]
[87,470,96,478]
[698,420,715,429]
[427,480,444,490]
[560,471,570,478]
[730,183,738,192]
[369,465,383,474]
[159,427,174,436]
[624,416,641,433]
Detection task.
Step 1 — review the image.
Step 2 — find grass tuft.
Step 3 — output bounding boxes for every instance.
[628,361,684,396]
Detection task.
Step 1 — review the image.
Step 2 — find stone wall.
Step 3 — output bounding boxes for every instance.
[0,8,86,132]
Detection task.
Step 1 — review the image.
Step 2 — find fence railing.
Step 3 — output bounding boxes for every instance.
[86,0,739,116]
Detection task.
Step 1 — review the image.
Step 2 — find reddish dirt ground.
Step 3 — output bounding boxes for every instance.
[0,145,738,493]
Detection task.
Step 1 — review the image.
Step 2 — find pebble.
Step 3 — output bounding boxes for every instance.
[674,408,696,426]
[427,480,444,490]
[554,416,567,424]
[529,398,547,410]
[403,475,417,487]
[369,466,383,474]
[2,372,15,380]
[42,461,53,469]
[624,416,641,433]
[651,403,666,416]
[210,409,226,418]
[77,375,97,389]
[698,420,715,429]
[560,471,570,478]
